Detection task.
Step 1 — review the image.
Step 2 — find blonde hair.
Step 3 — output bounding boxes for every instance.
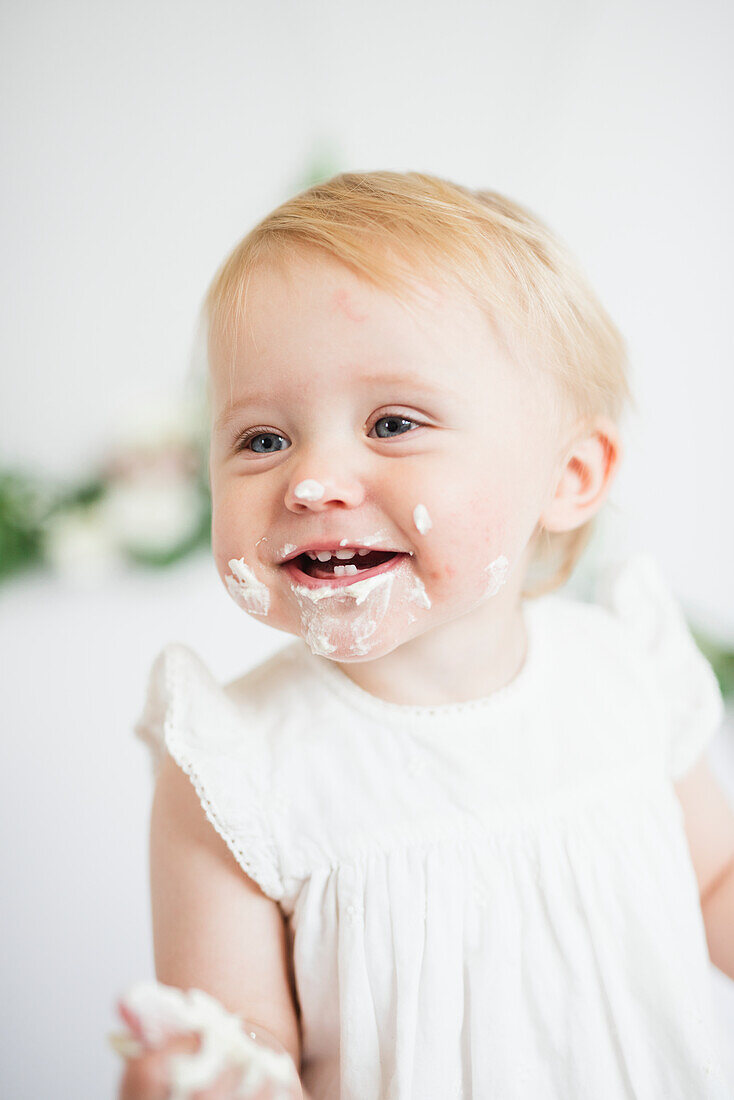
[203,170,635,599]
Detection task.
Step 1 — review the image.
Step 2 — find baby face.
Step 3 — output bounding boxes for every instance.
[208,248,568,662]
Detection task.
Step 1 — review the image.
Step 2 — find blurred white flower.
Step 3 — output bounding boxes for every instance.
[101,470,202,555]
[34,385,209,587]
[42,503,125,585]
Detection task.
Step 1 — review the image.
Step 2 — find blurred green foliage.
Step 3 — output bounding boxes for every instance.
[691,626,734,704]
[0,470,51,583]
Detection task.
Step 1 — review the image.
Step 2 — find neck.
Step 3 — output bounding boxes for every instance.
[332,581,530,707]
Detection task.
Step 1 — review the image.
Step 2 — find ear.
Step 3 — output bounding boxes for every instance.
[540,416,623,534]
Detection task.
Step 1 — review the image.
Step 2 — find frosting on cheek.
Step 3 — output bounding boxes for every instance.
[405,572,431,615]
[225,558,271,616]
[413,503,432,534]
[484,554,509,597]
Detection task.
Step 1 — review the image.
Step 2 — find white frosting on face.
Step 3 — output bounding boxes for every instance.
[290,569,396,657]
[407,573,431,609]
[294,479,325,501]
[225,559,271,615]
[361,528,391,547]
[413,504,432,535]
[115,980,299,1100]
[278,542,298,559]
[484,554,509,597]
[287,553,433,658]
[292,570,391,606]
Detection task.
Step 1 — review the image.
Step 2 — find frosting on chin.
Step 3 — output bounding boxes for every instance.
[290,556,431,659]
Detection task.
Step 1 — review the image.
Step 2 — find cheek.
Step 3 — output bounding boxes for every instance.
[422,504,513,593]
[212,486,266,556]
[211,514,261,592]
[210,524,228,578]
[211,512,242,574]
[448,502,512,558]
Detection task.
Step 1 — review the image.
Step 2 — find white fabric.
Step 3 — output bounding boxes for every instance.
[134,552,730,1099]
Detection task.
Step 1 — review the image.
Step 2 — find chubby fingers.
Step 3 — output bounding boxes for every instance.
[117,1031,200,1099]
[116,1029,282,1100]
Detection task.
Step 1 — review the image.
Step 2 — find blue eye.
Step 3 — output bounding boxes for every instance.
[370,416,419,439]
[237,431,290,454]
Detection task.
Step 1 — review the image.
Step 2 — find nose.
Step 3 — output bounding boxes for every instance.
[284,464,366,514]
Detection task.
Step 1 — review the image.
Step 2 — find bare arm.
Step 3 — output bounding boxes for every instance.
[148,751,306,1084]
[674,754,734,980]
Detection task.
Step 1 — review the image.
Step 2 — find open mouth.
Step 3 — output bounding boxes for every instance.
[282,549,406,587]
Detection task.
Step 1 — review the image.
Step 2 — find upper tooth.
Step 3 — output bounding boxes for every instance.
[306,548,365,561]
[358,548,369,556]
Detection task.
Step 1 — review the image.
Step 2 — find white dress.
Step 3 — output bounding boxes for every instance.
[134,553,731,1099]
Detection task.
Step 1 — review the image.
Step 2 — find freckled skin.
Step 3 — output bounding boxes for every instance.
[207,249,571,678]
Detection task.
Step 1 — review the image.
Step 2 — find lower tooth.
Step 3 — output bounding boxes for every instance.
[332,563,359,578]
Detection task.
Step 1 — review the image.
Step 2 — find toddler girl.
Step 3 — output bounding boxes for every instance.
[114,171,734,1099]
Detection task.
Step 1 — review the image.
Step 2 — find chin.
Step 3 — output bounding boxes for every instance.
[306,637,396,663]
[321,644,390,664]
[306,618,427,663]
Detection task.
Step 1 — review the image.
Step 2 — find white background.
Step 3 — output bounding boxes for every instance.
[1,1,733,1096]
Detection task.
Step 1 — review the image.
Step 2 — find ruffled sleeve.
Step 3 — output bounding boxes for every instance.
[595,553,725,780]
[133,642,286,901]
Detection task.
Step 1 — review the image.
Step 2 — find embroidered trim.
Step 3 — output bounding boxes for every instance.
[154,643,285,902]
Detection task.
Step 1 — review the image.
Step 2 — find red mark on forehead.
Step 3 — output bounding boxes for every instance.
[333,288,367,323]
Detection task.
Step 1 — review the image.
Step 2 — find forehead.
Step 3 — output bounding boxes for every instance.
[217,249,484,346]
[209,250,504,401]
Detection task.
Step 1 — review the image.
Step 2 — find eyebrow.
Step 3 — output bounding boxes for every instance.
[214,371,451,428]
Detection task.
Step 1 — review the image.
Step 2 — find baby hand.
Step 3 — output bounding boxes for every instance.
[110,980,304,1100]
[116,1027,261,1099]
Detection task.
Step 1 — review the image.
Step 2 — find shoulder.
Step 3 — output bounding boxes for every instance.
[132,639,319,903]
[148,637,310,705]
[562,553,725,780]
[223,639,321,723]
[528,582,651,698]
[134,639,315,762]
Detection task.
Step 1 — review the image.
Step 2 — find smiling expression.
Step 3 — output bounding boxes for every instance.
[207,248,569,661]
